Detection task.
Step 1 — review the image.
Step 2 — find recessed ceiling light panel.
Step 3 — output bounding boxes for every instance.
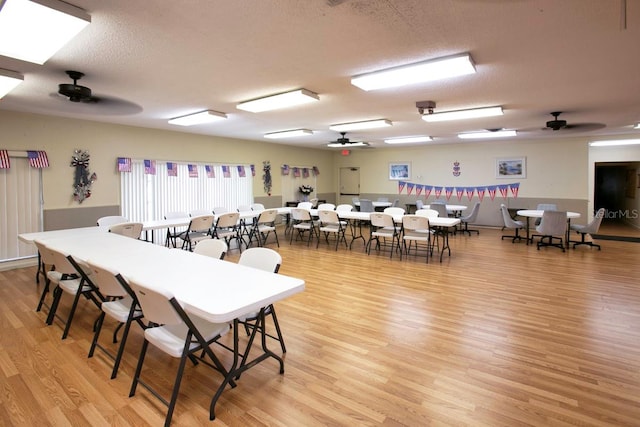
[264,129,313,139]
[384,136,432,144]
[329,119,392,132]
[422,106,503,122]
[237,89,319,113]
[458,130,516,139]
[0,68,23,98]
[351,53,476,91]
[589,139,640,147]
[168,110,227,126]
[0,0,91,64]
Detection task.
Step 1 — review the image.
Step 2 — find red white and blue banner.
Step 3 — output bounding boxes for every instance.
[144,159,156,175]
[205,165,215,178]
[188,164,198,178]
[27,151,49,168]
[0,150,10,169]
[397,181,520,200]
[117,157,132,172]
[167,162,178,177]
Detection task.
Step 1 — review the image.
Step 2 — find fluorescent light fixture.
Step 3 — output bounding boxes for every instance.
[351,53,476,91]
[384,136,432,144]
[264,129,313,139]
[634,123,640,129]
[168,110,227,126]
[0,68,23,98]
[589,139,640,147]
[328,141,368,148]
[0,0,91,64]
[329,119,392,132]
[237,89,319,113]
[458,129,517,139]
[422,106,503,122]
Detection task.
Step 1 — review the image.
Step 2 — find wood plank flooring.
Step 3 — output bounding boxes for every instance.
[1,227,640,426]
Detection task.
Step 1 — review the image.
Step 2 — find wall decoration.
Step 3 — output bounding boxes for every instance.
[70,149,97,203]
[262,160,272,195]
[496,157,526,179]
[389,162,411,180]
[453,161,461,177]
[397,180,520,201]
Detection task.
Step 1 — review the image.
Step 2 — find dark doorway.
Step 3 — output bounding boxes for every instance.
[594,162,640,238]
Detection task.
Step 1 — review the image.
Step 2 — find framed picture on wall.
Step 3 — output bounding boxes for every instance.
[496,157,526,179]
[389,162,411,180]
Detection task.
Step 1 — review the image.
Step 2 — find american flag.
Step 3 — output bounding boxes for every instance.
[27,151,49,168]
[117,157,132,172]
[237,165,246,177]
[222,165,230,178]
[281,164,289,175]
[188,164,198,178]
[205,165,215,178]
[167,162,177,177]
[302,168,309,178]
[0,150,10,169]
[313,166,320,176]
[250,164,255,176]
[293,167,300,177]
[144,159,156,175]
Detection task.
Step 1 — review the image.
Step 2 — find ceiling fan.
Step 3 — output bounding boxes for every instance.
[58,70,99,103]
[544,111,605,132]
[327,132,369,148]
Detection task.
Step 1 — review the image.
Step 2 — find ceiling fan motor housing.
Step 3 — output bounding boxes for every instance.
[58,83,92,102]
[546,111,567,130]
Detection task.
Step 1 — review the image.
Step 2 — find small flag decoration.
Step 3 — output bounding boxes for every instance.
[205,165,215,178]
[237,165,246,177]
[0,150,10,169]
[27,151,49,168]
[167,162,178,177]
[188,164,198,178]
[117,157,132,172]
[250,164,255,176]
[222,165,231,178]
[282,164,290,175]
[144,159,156,175]
[313,166,320,176]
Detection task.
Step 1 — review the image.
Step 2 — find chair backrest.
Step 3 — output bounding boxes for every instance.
[537,210,567,236]
[384,206,405,216]
[237,205,252,212]
[251,203,265,211]
[47,245,79,276]
[212,206,229,215]
[318,209,340,225]
[351,197,360,205]
[336,204,353,212]
[536,203,558,211]
[190,214,215,232]
[392,199,401,207]
[128,279,182,326]
[370,213,394,228]
[317,203,335,211]
[190,209,211,217]
[193,239,228,259]
[109,222,143,239]
[85,259,129,298]
[430,203,448,218]
[462,202,481,222]
[377,197,389,203]
[359,199,374,213]
[297,201,313,210]
[402,214,430,232]
[34,239,55,266]
[291,208,312,221]
[97,215,128,227]
[415,208,438,218]
[215,212,239,228]
[238,247,282,273]
[500,204,521,228]
[165,211,188,220]
[415,200,424,210]
[257,209,278,224]
[309,198,319,208]
[582,208,605,234]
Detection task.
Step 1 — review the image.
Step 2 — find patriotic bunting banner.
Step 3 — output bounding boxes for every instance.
[292,167,300,177]
[313,166,320,176]
[237,165,246,177]
[222,165,231,178]
[394,181,519,200]
[250,164,255,177]
[117,157,131,172]
[302,168,309,178]
[282,164,290,175]
[144,159,156,175]
[0,150,10,169]
[167,162,177,177]
[205,165,215,178]
[188,164,198,178]
[27,151,49,168]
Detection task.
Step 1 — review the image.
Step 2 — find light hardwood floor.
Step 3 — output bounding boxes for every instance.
[1,227,639,426]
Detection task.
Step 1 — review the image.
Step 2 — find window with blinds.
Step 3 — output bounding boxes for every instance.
[120,160,253,243]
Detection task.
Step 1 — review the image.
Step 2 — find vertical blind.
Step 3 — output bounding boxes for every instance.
[120,160,253,243]
[0,157,42,261]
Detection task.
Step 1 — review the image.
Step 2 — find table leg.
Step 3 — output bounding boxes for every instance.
[348,219,365,249]
[525,217,531,245]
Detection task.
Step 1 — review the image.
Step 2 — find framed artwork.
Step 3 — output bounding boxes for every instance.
[496,157,526,179]
[389,162,411,180]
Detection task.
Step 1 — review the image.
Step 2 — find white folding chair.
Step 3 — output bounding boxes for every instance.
[193,238,228,260]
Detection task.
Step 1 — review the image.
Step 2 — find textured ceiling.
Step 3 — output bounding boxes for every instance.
[1,0,639,149]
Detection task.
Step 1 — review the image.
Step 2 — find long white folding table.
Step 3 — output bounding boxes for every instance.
[19,229,305,419]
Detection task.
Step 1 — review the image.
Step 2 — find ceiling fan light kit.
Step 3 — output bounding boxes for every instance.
[236,88,319,113]
[351,53,476,91]
[0,0,90,64]
[264,129,313,139]
[329,119,392,132]
[0,68,23,98]
[168,110,227,126]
